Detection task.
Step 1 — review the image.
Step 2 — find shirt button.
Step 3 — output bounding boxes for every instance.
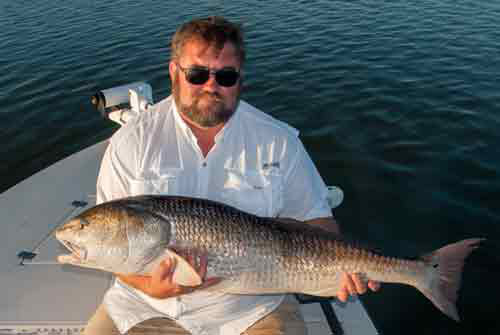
[202,162,207,167]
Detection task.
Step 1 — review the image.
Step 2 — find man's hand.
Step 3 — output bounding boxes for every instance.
[337,273,380,302]
[116,251,220,299]
[301,217,381,301]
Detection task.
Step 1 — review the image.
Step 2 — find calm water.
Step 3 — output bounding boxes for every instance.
[1,1,499,334]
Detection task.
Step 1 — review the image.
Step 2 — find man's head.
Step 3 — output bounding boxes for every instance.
[169,17,245,128]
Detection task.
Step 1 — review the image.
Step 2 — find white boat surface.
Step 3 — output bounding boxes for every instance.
[0,84,379,335]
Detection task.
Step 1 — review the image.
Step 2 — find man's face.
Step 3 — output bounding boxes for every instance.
[170,39,242,128]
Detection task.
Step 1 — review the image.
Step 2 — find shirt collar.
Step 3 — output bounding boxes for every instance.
[171,100,192,139]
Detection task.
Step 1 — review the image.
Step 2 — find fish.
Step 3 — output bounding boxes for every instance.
[55,195,483,321]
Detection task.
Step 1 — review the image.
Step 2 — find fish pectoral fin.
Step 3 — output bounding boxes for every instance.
[167,249,202,287]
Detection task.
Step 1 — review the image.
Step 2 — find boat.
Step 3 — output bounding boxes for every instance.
[0,82,379,335]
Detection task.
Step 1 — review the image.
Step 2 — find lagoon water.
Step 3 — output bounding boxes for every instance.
[1,1,499,334]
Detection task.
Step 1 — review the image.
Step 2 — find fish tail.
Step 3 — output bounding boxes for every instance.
[415,238,484,321]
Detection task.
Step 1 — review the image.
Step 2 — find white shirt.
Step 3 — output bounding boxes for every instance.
[96,96,332,335]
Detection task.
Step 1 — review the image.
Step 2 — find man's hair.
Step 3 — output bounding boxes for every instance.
[171,16,245,65]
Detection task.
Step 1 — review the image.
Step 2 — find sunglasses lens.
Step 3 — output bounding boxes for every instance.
[182,65,240,87]
[186,68,210,85]
[215,70,240,87]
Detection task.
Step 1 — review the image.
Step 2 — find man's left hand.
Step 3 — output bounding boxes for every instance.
[278,216,381,301]
[337,273,380,302]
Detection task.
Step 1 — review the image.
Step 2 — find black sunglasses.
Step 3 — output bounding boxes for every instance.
[176,63,240,87]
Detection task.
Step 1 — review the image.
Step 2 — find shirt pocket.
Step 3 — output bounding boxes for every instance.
[129,170,180,196]
[220,168,282,217]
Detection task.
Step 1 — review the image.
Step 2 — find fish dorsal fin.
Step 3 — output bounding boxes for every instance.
[167,249,202,287]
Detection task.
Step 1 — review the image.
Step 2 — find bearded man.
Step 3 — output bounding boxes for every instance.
[87,16,379,335]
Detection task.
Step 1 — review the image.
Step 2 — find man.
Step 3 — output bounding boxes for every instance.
[86,16,379,335]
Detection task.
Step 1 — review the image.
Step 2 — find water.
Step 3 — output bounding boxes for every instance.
[1,1,499,333]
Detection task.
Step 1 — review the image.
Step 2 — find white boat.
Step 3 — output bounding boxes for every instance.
[0,83,379,335]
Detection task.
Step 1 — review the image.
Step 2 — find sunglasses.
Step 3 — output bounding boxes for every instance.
[176,63,240,87]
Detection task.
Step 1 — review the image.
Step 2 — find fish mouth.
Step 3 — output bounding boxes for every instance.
[59,239,87,262]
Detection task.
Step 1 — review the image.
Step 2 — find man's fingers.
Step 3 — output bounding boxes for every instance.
[351,274,367,294]
[337,287,349,302]
[187,252,200,269]
[198,254,208,279]
[368,280,381,292]
[182,251,208,277]
[338,273,375,302]
[343,273,357,296]
[156,258,175,281]
[337,273,354,302]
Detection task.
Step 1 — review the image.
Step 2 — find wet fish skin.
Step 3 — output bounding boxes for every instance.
[55,195,483,321]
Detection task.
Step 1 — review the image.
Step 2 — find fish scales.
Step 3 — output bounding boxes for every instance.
[138,196,427,294]
[171,198,286,284]
[55,195,483,321]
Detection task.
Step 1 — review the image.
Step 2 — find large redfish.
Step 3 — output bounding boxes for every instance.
[55,195,482,321]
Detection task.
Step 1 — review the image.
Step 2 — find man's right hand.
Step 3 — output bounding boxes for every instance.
[116,252,220,299]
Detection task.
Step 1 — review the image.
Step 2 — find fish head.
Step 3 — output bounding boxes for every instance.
[55,199,171,274]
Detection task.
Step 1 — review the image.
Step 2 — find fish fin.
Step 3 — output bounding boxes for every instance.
[416,238,484,322]
[167,249,202,287]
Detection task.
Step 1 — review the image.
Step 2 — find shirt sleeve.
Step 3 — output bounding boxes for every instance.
[96,140,135,204]
[279,139,332,221]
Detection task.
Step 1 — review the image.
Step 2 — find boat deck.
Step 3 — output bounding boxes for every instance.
[0,141,378,334]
